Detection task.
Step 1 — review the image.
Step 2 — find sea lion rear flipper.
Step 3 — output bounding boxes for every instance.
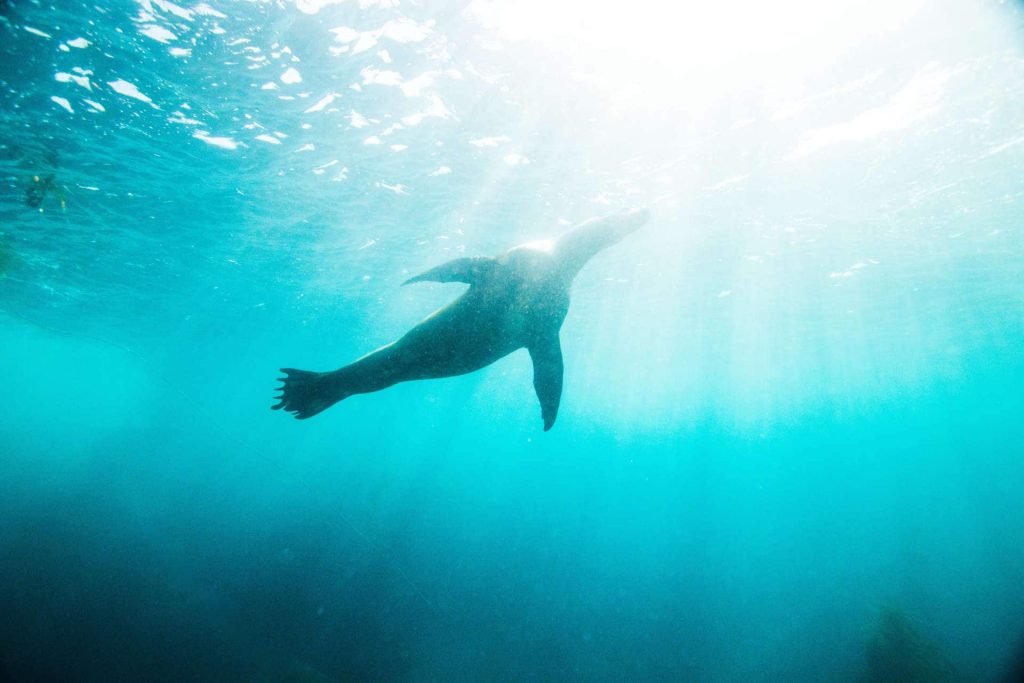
[402,256,496,286]
[528,335,563,431]
[272,368,350,420]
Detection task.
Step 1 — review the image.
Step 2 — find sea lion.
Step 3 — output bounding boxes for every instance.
[273,208,649,430]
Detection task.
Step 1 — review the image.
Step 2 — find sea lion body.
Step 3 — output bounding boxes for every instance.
[273,209,648,430]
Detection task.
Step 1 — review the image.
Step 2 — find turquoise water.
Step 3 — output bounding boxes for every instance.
[2,0,1024,680]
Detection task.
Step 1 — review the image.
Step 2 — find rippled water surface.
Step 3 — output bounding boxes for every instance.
[1,1,1023,681]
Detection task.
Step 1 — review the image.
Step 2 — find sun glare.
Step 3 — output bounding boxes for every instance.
[466,0,926,111]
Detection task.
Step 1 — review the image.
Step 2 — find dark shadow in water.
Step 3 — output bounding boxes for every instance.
[1002,636,1024,683]
[0,235,11,276]
[863,605,958,683]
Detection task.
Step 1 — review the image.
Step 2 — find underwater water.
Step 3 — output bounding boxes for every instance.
[2,0,1024,680]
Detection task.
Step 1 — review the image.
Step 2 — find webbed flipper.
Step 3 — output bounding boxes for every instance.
[272,368,351,420]
[402,256,496,286]
[528,335,563,431]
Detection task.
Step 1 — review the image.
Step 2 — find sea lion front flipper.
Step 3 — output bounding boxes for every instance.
[553,208,650,278]
[402,256,496,286]
[528,334,563,431]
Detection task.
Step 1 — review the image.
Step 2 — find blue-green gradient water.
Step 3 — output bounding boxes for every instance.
[2,1,1023,681]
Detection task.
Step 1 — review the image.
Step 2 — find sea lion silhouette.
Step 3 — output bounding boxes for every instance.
[273,208,650,430]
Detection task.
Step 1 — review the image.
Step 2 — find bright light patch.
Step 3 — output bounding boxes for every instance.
[401,73,436,97]
[313,160,339,174]
[791,66,956,158]
[329,18,433,56]
[24,26,52,38]
[139,24,177,43]
[379,18,433,43]
[193,131,239,149]
[168,112,202,125]
[193,3,227,18]
[377,181,408,195]
[56,72,92,90]
[108,79,157,107]
[330,26,359,43]
[361,67,403,87]
[469,136,509,147]
[151,0,192,21]
[304,93,338,113]
[296,0,346,13]
[50,96,73,113]
[401,96,452,125]
[464,0,926,111]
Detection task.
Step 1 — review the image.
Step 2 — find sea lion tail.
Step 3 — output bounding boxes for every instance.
[271,368,350,420]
